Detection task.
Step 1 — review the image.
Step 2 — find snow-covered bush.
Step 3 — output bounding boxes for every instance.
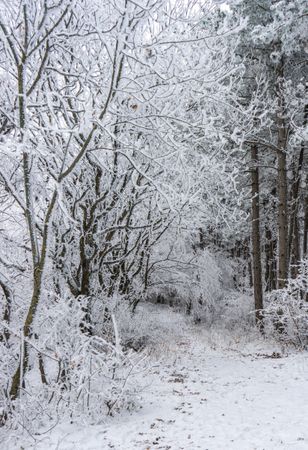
[213,291,255,330]
[263,260,308,348]
[0,294,145,433]
[115,301,190,354]
[185,249,224,322]
[90,293,190,355]
[149,243,235,324]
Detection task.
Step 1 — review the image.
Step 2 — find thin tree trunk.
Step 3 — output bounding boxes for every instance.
[300,91,308,260]
[277,148,288,289]
[0,278,13,344]
[10,192,57,400]
[288,147,305,277]
[304,191,308,302]
[276,58,289,289]
[290,217,300,278]
[9,55,43,400]
[250,145,263,325]
[304,195,308,257]
[265,227,276,291]
[9,267,42,399]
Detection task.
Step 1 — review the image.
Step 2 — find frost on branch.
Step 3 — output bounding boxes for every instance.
[0,294,145,431]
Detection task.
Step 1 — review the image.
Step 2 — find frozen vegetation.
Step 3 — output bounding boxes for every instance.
[0,0,307,449]
[2,302,308,449]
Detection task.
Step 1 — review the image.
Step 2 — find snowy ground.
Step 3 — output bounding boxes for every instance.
[3,305,308,450]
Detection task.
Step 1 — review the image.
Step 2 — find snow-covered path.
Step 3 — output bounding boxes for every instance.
[100,330,308,450]
[5,309,308,450]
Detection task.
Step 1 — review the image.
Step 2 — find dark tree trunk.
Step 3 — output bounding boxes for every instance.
[304,195,308,257]
[277,130,288,288]
[250,145,263,325]
[288,147,304,278]
[265,227,276,292]
[0,279,13,344]
[276,60,289,289]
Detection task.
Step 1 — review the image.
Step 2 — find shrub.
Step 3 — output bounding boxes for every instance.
[263,259,308,348]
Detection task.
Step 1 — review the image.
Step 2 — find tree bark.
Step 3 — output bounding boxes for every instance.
[277,148,288,289]
[265,227,276,292]
[304,195,308,257]
[288,146,305,277]
[0,278,13,344]
[250,145,263,325]
[276,59,289,289]
[9,192,57,400]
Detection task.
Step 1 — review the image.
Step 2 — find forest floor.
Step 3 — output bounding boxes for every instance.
[4,303,308,450]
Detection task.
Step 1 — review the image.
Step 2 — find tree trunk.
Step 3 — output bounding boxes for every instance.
[265,227,276,292]
[304,195,308,257]
[0,278,13,344]
[288,147,304,277]
[9,192,57,400]
[9,265,44,400]
[277,148,288,289]
[9,56,44,400]
[276,58,289,289]
[250,145,263,325]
